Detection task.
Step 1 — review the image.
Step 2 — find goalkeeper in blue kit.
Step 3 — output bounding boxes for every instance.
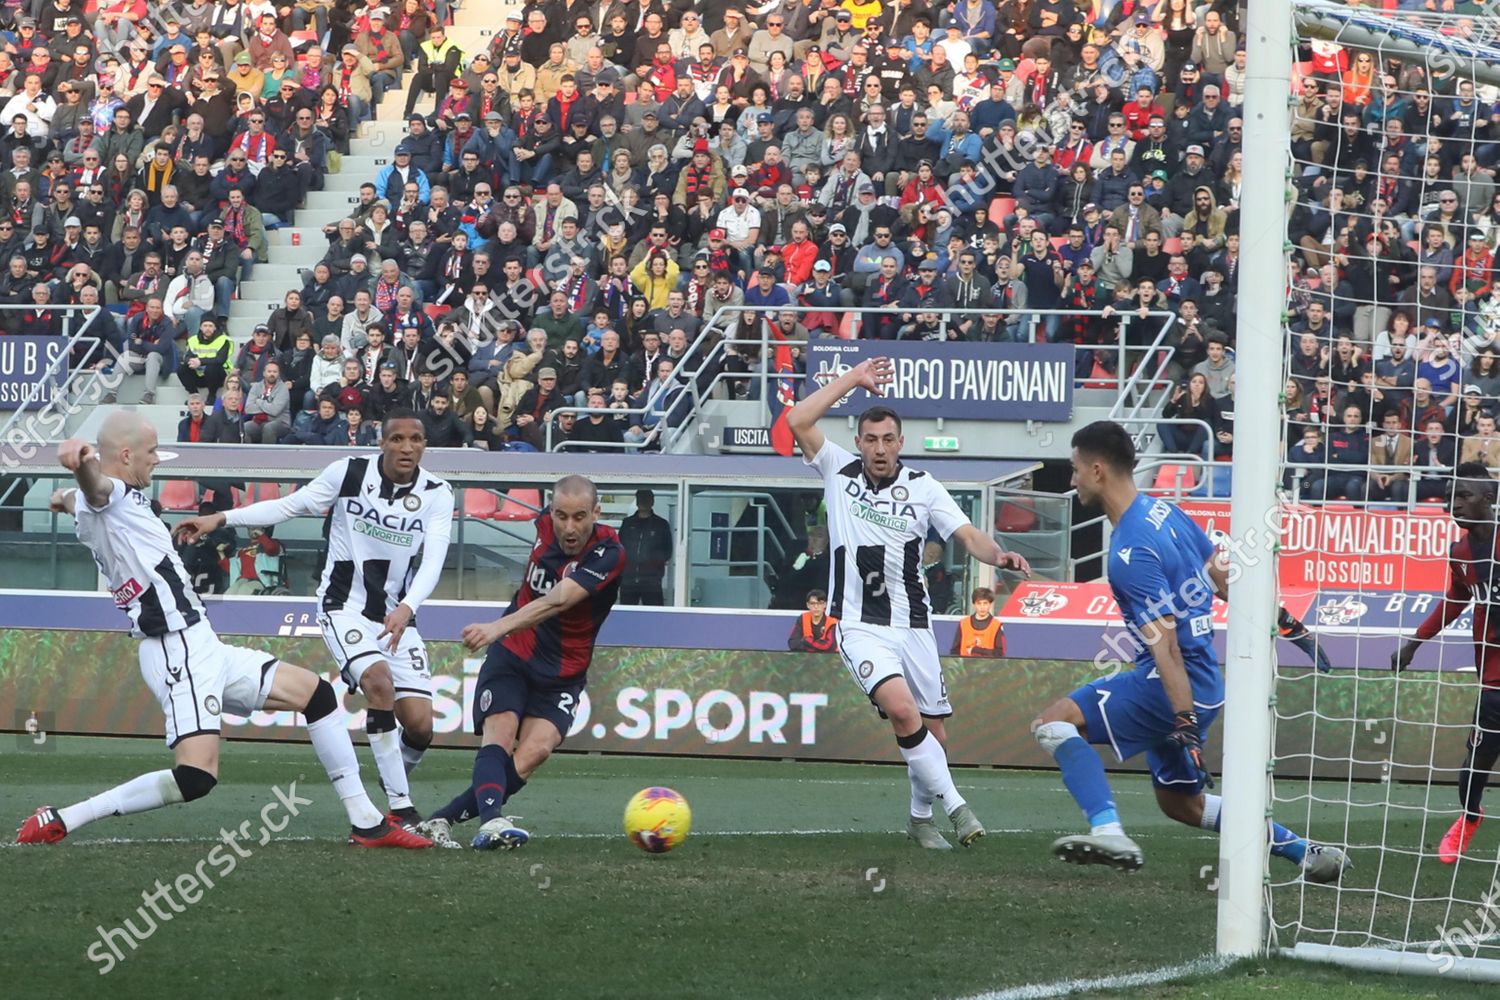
[1030,422,1349,881]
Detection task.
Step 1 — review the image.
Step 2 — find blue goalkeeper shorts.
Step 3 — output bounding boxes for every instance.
[1069,668,1221,793]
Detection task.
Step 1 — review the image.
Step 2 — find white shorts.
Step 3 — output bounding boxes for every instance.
[139,620,280,748]
[836,623,952,719]
[317,610,432,701]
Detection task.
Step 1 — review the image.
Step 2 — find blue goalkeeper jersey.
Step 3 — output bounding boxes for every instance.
[1108,493,1223,709]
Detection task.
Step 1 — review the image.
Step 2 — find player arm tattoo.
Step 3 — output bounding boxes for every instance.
[72,453,113,510]
[1140,614,1195,716]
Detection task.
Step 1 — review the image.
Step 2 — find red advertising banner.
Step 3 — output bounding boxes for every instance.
[1177,501,1458,593]
[1000,581,1315,626]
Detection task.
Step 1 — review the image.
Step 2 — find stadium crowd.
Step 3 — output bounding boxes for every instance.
[0,0,1491,472]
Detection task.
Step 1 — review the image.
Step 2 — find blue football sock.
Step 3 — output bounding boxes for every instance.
[473,745,511,823]
[503,753,529,802]
[430,786,477,824]
[1269,820,1307,865]
[1054,736,1119,829]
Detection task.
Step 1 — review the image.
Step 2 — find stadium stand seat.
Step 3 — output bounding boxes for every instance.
[1150,465,1198,494]
[462,489,501,520]
[496,490,543,521]
[158,480,199,512]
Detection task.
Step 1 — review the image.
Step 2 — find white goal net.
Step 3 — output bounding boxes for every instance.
[1266,0,1500,980]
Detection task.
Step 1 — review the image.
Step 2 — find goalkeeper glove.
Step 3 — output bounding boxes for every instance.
[1165,710,1214,789]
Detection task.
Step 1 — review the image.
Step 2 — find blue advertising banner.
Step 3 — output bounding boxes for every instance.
[804,340,1075,420]
[0,336,67,410]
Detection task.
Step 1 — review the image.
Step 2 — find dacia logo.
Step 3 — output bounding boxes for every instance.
[347,498,424,533]
[842,480,917,518]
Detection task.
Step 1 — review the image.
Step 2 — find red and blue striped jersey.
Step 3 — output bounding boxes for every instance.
[502,511,626,679]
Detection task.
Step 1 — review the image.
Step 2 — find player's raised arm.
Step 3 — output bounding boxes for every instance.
[952,523,1032,578]
[462,577,593,651]
[173,460,345,544]
[786,356,893,460]
[57,438,113,509]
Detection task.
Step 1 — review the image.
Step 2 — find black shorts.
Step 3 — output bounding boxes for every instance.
[472,645,585,740]
[1468,687,1500,754]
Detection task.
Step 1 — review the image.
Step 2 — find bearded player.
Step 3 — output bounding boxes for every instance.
[1032,421,1347,881]
[1393,462,1500,864]
[787,356,1032,849]
[418,475,625,850]
[17,414,429,848]
[175,410,452,830]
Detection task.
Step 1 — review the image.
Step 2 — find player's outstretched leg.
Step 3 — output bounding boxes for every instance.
[1033,710,1143,872]
[1190,793,1348,884]
[17,757,215,845]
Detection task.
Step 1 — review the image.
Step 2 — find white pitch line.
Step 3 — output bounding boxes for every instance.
[954,954,1232,1000]
[2,827,1223,849]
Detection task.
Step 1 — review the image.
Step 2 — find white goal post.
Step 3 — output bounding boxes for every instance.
[1220,0,1500,982]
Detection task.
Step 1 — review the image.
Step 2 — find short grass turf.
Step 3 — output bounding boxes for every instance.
[2,736,1497,999]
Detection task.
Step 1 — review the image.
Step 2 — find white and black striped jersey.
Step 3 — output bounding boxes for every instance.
[224,455,454,622]
[75,478,204,638]
[806,440,970,629]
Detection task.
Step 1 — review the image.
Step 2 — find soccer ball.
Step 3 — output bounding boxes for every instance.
[623,786,691,854]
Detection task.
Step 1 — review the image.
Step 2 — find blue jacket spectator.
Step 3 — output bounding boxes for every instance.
[282,400,349,444]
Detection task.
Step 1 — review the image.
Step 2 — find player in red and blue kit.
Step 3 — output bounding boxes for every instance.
[418,475,625,850]
[1030,422,1348,882]
[1393,462,1500,865]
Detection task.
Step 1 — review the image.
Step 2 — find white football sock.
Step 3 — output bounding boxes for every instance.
[308,714,384,828]
[908,765,935,820]
[1201,793,1223,831]
[367,728,412,810]
[400,731,425,776]
[59,769,183,832]
[1091,821,1126,837]
[898,729,966,814]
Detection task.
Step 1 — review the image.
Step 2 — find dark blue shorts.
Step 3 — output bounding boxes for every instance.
[1069,668,1221,793]
[472,645,584,740]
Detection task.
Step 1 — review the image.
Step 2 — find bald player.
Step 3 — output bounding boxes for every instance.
[420,475,626,850]
[15,414,430,848]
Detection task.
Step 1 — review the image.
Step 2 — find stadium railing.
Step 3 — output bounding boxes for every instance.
[554,304,1183,454]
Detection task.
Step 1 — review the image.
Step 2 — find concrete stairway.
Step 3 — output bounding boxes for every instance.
[79,7,511,429]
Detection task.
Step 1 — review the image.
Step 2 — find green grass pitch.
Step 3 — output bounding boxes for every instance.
[1,736,1496,999]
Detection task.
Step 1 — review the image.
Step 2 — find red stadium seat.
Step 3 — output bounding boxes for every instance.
[1150,464,1198,494]
[495,489,542,521]
[995,500,1038,533]
[255,482,283,502]
[837,313,859,339]
[989,196,1017,220]
[1162,237,1182,255]
[462,489,500,520]
[1050,236,1068,249]
[159,480,198,512]
[1082,356,1116,388]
